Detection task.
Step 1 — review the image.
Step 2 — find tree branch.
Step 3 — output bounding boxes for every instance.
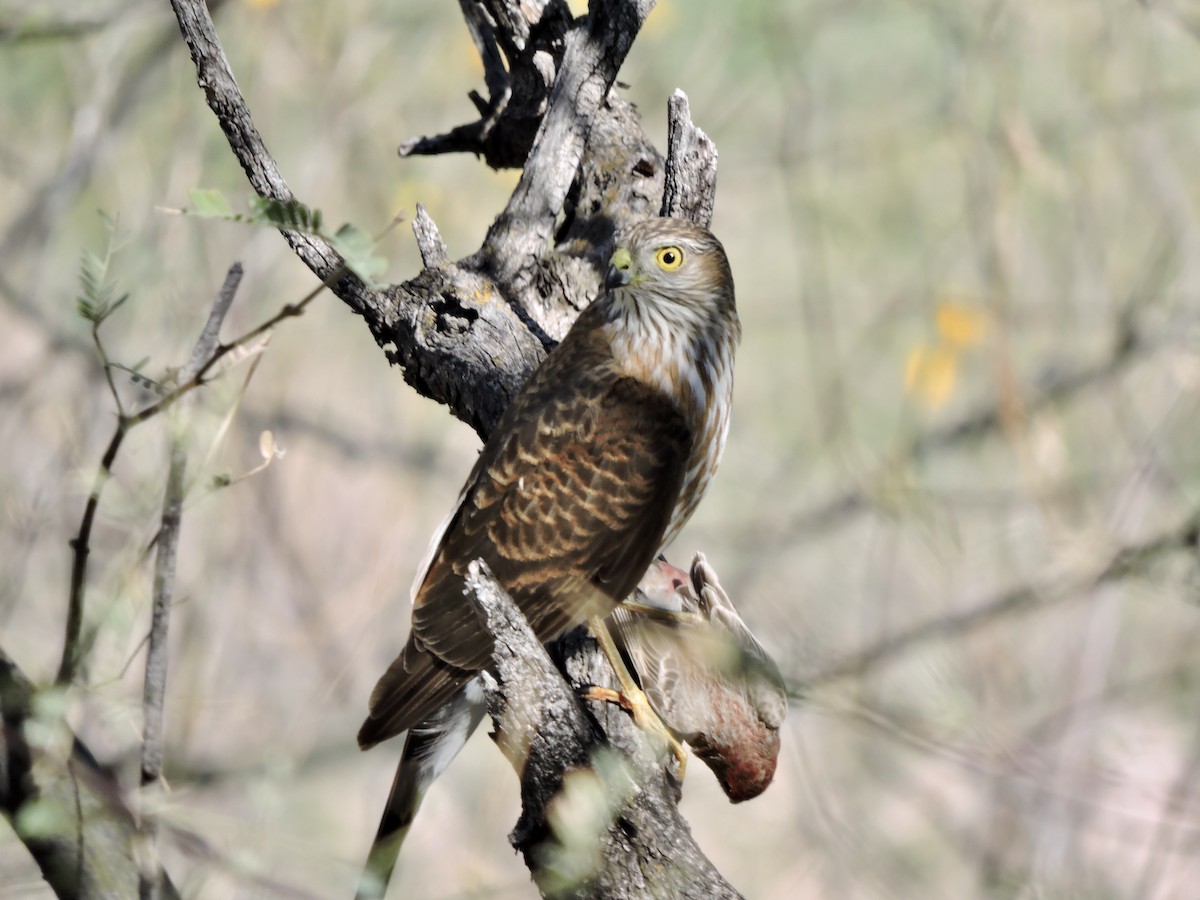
[167,0,667,437]
[466,563,741,899]
[166,2,367,308]
[808,506,1200,686]
[137,446,183,900]
[137,263,242,900]
[0,647,183,900]
[399,0,572,169]
[485,0,654,256]
[57,263,309,688]
[661,90,718,226]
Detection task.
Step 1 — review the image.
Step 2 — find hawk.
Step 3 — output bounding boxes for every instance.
[358,217,741,748]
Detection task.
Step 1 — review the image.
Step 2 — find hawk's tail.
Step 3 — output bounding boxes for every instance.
[355,681,486,899]
[358,638,472,749]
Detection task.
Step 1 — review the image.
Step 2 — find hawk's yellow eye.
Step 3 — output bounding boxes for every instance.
[654,246,684,271]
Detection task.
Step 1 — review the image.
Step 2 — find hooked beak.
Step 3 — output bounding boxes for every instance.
[605,246,634,290]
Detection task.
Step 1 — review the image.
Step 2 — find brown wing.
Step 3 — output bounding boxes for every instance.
[415,369,692,667]
[360,330,692,745]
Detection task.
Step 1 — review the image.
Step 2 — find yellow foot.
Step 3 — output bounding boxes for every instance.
[582,684,688,781]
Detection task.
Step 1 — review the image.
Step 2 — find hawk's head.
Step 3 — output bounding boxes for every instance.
[604,218,738,340]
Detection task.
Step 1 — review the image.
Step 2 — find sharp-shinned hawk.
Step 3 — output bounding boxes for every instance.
[358,217,741,749]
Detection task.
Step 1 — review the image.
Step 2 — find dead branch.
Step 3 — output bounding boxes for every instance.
[468,563,741,899]
[169,0,669,435]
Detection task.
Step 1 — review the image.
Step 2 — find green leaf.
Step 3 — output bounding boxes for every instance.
[176,192,389,285]
[76,297,100,322]
[187,187,234,218]
[75,223,125,323]
[332,222,387,285]
[250,196,320,233]
[333,222,371,253]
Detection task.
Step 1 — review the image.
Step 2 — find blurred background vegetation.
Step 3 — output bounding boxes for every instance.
[4,0,1200,897]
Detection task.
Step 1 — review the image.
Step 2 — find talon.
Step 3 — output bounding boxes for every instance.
[582,685,625,707]
[600,688,688,780]
[578,633,691,782]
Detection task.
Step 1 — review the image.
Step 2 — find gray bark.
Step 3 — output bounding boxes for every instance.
[469,564,740,899]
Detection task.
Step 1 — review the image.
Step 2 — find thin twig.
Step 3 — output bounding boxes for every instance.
[126,268,332,427]
[58,264,318,686]
[807,507,1200,686]
[167,0,372,315]
[92,313,128,417]
[136,264,242,899]
[137,430,186,900]
[58,426,127,685]
[185,263,242,378]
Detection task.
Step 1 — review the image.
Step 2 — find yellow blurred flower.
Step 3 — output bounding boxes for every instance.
[904,297,989,410]
[904,343,960,411]
[935,300,988,349]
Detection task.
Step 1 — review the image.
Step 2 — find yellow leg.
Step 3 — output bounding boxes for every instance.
[585,615,688,780]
